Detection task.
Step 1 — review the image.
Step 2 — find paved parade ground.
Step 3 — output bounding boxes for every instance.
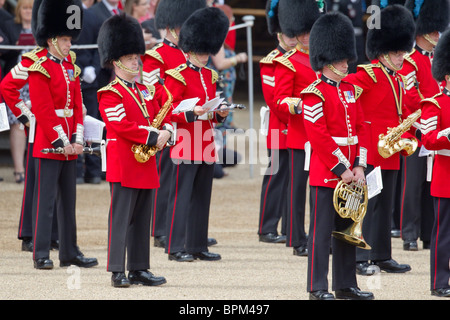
[0,107,444,308]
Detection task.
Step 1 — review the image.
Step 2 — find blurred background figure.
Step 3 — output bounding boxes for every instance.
[124,0,159,50]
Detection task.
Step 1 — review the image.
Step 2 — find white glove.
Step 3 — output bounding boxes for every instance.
[83,66,97,84]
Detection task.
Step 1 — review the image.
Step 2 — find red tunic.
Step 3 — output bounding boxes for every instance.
[0,47,47,126]
[345,61,411,170]
[300,76,368,189]
[98,78,168,189]
[141,40,187,104]
[420,91,450,198]
[273,48,320,150]
[163,62,223,163]
[259,47,288,149]
[28,52,84,161]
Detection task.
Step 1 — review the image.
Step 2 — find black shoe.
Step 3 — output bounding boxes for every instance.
[76,177,85,184]
[50,240,59,250]
[60,254,98,268]
[168,252,194,262]
[356,261,377,276]
[128,270,166,286]
[391,229,401,238]
[293,245,308,256]
[259,233,286,243]
[309,290,335,300]
[111,272,130,288]
[34,258,54,270]
[85,177,101,184]
[21,238,33,252]
[403,240,418,251]
[431,288,450,297]
[154,236,166,248]
[373,259,411,273]
[207,237,218,246]
[192,251,221,261]
[335,287,374,300]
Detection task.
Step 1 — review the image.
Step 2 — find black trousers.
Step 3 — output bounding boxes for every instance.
[400,150,434,242]
[107,182,153,272]
[258,148,289,236]
[307,186,357,292]
[286,148,308,247]
[151,147,173,238]
[357,165,398,262]
[18,141,58,241]
[165,161,215,254]
[32,158,78,261]
[431,197,450,290]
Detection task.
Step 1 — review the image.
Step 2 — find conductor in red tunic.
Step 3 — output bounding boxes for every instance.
[301,11,372,300]
[28,0,97,270]
[97,13,172,287]
[419,29,450,298]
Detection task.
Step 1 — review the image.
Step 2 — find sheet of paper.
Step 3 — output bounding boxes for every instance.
[366,166,383,200]
[84,115,105,143]
[172,97,200,114]
[202,97,224,112]
[0,103,10,132]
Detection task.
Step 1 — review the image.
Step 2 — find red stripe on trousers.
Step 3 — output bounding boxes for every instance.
[259,152,274,233]
[167,164,180,254]
[32,159,41,260]
[433,198,440,289]
[309,186,318,291]
[107,184,114,270]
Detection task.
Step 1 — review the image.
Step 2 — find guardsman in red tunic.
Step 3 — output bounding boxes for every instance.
[257,0,292,246]
[398,0,449,251]
[301,12,372,300]
[269,0,324,255]
[0,46,60,252]
[141,0,207,249]
[97,14,172,288]
[344,4,415,275]
[162,7,229,262]
[419,29,450,298]
[27,0,97,270]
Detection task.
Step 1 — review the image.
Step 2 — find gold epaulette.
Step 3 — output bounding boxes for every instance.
[165,64,187,85]
[28,57,50,78]
[421,94,443,109]
[357,63,380,83]
[98,80,122,98]
[69,50,76,64]
[204,67,219,84]
[403,50,418,71]
[354,85,363,100]
[274,49,296,72]
[301,80,325,101]
[145,46,164,64]
[22,47,44,62]
[74,64,81,79]
[260,49,279,64]
[142,83,156,97]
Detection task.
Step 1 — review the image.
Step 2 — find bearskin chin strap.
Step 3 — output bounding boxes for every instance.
[51,37,67,59]
[327,64,348,78]
[423,33,438,47]
[382,54,402,71]
[169,28,179,40]
[114,59,140,75]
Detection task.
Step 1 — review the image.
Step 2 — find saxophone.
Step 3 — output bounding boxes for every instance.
[131,79,173,163]
[377,109,421,159]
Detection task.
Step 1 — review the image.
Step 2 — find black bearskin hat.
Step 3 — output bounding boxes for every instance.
[32,0,83,47]
[365,4,415,60]
[431,29,450,82]
[404,0,449,35]
[309,11,357,72]
[278,0,324,38]
[155,0,207,30]
[370,0,405,8]
[178,7,229,55]
[97,13,146,68]
[265,0,281,35]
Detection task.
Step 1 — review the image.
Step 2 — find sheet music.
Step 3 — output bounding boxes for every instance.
[202,97,224,112]
[172,97,200,114]
[366,166,383,200]
[0,103,10,132]
[84,115,105,143]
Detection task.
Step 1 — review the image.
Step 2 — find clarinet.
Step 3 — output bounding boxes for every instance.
[41,146,101,157]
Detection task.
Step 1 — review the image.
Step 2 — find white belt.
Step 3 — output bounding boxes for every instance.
[55,109,73,117]
[333,136,358,146]
[436,149,450,157]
